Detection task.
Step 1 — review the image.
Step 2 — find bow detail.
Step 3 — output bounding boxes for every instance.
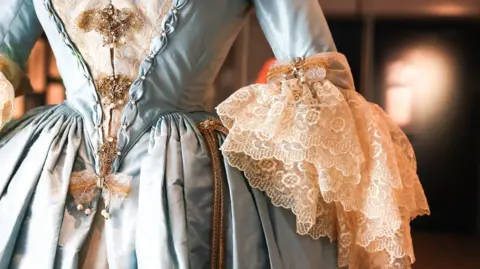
[69,170,132,219]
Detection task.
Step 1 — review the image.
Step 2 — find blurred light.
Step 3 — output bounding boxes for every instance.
[13,96,24,118]
[27,40,47,93]
[386,86,413,127]
[384,43,455,127]
[48,48,60,78]
[46,83,65,105]
[256,58,276,84]
[429,3,472,16]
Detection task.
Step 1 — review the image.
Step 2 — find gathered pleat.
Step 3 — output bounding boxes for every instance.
[136,114,208,269]
[1,109,341,269]
[0,104,84,268]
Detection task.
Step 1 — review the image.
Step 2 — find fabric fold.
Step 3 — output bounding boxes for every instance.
[216,52,430,269]
[0,104,83,268]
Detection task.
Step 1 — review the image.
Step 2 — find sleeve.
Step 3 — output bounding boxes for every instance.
[216,1,430,268]
[0,0,43,128]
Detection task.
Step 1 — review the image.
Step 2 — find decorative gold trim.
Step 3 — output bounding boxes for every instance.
[266,57,328,82]
[76,4,143,47]
[198,118,228,269]
[68,169,132,219]
[98,137,118,176]
[68,175,131,196]
[95,74,132,105]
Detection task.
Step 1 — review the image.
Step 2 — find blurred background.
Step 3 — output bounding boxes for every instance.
[16,0,480,267]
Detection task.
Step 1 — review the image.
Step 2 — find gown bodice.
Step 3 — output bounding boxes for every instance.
[32,0,253,173]
[44,0,251,113]
[24,0,335,174]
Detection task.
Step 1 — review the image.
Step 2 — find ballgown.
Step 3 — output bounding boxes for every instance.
[0,0,430,268]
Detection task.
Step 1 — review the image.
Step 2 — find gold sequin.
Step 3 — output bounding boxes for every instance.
[198,118,228,269]
[76,4,143,47]
[95,75,132,105]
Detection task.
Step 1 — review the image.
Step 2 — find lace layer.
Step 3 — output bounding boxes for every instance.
[69,170,132,211]
[216,52,429,269]
[0,71,14,129]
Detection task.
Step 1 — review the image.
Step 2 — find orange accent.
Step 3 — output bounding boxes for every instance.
[68,181,97,192]
[255,58,276,84]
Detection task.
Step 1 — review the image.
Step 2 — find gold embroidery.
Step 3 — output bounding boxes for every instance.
[95,75,132,105]
[69,170,132,219]
[69,138,131,219]
[266,57,328,83]
[76,4,142,47]
[198,118,228,269]
[68,176,131,200]
[69,4,141,219]
[98,136,119,176]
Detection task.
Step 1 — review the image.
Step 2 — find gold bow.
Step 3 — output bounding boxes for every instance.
[69,170,132,218]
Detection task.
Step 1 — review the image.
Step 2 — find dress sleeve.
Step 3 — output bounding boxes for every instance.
[0,0,43,128]
[216,1,430,268]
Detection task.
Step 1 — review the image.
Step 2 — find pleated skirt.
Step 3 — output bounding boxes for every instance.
[0,103,339,269]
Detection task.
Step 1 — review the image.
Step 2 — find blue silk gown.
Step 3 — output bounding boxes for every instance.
[0,0,429,268]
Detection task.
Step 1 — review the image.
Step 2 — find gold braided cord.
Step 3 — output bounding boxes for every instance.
[198,118,229,269]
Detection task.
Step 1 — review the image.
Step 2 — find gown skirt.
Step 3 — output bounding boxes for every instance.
[0,103,339,269]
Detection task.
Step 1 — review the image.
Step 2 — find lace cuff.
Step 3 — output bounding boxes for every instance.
[0,71,14,129]
[216,52,430,269]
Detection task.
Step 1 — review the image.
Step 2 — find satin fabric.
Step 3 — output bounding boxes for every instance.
[0,0,341,268]
[0,106,339,269]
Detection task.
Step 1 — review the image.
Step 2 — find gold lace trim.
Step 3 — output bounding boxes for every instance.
[95,74,132,105]
[198,118,229,269]
[67,4,141,218]
[98,136,120,176]
[69,170,132,215]
[69,137,132,218]
[216,52,430,269]
[267,56,328,84]
[76,4,143,47]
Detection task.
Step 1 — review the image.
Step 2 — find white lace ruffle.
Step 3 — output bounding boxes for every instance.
[216,52,430,269]
[0,71,14,129]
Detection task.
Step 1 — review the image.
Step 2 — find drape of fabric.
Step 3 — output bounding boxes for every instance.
[217,52,430,269]
[0,0,429,268]
[0,106,340,269]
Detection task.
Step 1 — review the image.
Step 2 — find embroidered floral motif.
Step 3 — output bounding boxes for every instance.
[98,136,120,176]
[75,4,142,47]
[95,75,132,105]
